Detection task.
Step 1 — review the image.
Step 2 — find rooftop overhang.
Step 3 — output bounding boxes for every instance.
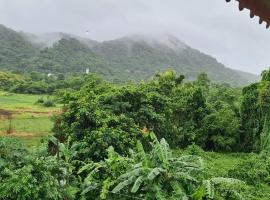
[226,0,270,28]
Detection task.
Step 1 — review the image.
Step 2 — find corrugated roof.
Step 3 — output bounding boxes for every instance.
[226,0,270,28]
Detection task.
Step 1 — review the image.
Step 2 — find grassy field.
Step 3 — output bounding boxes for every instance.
[0,91,61,148]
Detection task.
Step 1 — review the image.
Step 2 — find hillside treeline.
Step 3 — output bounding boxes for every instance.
[0,71,89,94]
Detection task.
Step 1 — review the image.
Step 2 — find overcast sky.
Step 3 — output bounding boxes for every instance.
[0,0,270,74]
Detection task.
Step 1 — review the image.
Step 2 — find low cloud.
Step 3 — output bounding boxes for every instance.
[0,0,270,74]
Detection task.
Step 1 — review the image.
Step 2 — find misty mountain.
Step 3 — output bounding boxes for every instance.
[22,32,98,49]
[0,24,259,85]
[0,25,37,71]
[91,35,259,85]
[23,38,111,75]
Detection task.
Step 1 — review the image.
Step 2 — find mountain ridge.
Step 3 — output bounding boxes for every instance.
[0,24,259,86]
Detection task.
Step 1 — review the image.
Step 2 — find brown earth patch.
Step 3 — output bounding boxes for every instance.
[13,109,61,115]
[0,108,61,117]
[0,132,43,137]
[0,109,12,119]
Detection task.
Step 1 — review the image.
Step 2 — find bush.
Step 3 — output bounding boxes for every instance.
[228,154,270,185]
[35,97,44,104]
[43,99,55,107]
[35,96,55,107]
[185,143,205,155]
[0,137,28,170]
[0,137,78,200]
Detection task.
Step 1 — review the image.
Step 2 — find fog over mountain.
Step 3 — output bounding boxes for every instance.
[1,0,270,74]
[0,24,259,86]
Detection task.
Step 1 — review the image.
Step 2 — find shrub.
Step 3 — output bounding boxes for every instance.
[43,99,55,107]
[185,143,205,156]
[0,137,28,170]
[35,97,44,104]
[228,154,270,185]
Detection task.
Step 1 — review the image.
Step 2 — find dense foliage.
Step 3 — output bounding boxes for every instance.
[54,70,243,162]
[240,83,262,151]
[2,68,270,199]
[240,69,270,152]
[0,71,25,91]
[0,137,79,200]
[0,135,248,200]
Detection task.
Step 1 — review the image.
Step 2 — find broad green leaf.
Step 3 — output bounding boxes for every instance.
[147,167,164,181]
[112,176,134,193]
[131,176,144,193]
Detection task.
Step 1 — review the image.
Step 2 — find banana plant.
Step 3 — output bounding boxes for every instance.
[112,133,204,199]
[78,146,132,200]
[80,133,244,199]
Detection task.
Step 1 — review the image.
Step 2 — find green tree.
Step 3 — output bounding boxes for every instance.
[259,70,270,151]
[240,83,262,151]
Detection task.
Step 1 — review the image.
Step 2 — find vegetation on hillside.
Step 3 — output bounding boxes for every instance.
[23,38,110,76]
[0,24,259,86]
[93,35,259,85]
[0,25,37,71]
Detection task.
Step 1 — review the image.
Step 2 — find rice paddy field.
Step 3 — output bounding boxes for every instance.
[0,91,61,148]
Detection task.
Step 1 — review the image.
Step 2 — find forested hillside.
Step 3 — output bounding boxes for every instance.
[0,25,37,72]
[23,38,111,75]
[92,35,259,85]
[0,24,259,86]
